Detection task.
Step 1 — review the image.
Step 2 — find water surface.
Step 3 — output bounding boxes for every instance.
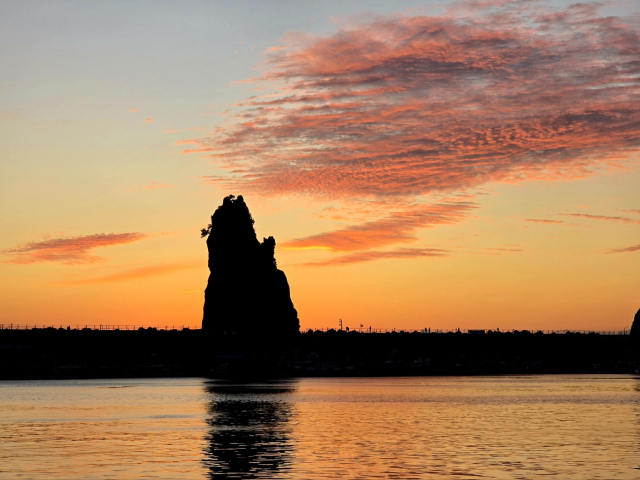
[1,376,638,479]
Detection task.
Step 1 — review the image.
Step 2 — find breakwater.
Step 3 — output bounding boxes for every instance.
[0,327,637,379]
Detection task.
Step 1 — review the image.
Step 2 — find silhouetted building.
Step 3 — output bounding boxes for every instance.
[201,195,299,336]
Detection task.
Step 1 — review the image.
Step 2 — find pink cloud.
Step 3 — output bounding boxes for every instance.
[283,202,476,251]
[301,247,448,266]
[129,108,138,112]
[145,118,153,123]
[187,1,640,199]
[264,45,286,54]
[61,262,200,284]
[3,233,147,265]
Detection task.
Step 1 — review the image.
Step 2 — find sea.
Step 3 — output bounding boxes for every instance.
[0,375,638,479]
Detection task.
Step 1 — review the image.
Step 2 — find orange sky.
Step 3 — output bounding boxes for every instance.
[1,0,639,331]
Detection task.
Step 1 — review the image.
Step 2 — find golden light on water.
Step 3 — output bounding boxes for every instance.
[1,377,639,479]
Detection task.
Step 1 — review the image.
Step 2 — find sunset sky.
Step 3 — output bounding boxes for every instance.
[1,0,639,331]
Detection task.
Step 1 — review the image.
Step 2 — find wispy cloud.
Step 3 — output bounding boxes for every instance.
[187,1,640,199]
[283,202,476,251]
[608,243,640,254]
[145,118,153,123]
[61,262,200,284]
[301,247,448,266]
[526,219,564,224]
[562,213,640,224]
[3,233,147,265]
[483,247,522,253]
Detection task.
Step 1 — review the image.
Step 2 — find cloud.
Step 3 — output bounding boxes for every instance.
[301,247,448,266]
[164,129,179,133]
[264,45,286,53]
[188,1,640,199]
[608,243,640,254]
[527,212,640,225]
[61,262,200,284]
[145,118,153,123]
[562,213,640,224]
[145,182,175,189]
[129,108,138,112]
[283,202,476,251]
[3,233,147,265]
[526,219,564,224]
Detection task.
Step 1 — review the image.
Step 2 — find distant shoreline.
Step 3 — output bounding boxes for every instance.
[1,328,638,380]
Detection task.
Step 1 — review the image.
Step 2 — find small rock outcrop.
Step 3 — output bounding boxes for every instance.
[201,195,299,336]
[631,308,640,335]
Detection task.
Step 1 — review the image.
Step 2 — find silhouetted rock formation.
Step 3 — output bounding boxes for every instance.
[201,195,299,337]
[631,308,640,335]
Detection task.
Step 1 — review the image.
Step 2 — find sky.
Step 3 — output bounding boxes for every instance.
[1,0,639,331]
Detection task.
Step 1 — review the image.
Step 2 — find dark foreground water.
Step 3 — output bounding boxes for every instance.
[0,376,638,479]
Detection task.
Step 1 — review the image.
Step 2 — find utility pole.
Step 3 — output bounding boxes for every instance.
[339,319,343,331]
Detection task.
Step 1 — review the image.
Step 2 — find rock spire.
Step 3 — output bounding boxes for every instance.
[631,307,640,335]
[201,195,299,336]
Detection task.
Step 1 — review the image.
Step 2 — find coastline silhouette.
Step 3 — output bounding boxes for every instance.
[0,197,637,379]
[0,325,637,379]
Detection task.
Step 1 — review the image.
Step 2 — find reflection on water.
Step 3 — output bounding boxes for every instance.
[203,382,296,479]
[0,376,639,479]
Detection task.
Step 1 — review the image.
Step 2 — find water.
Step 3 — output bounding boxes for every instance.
[0,376,638,479]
